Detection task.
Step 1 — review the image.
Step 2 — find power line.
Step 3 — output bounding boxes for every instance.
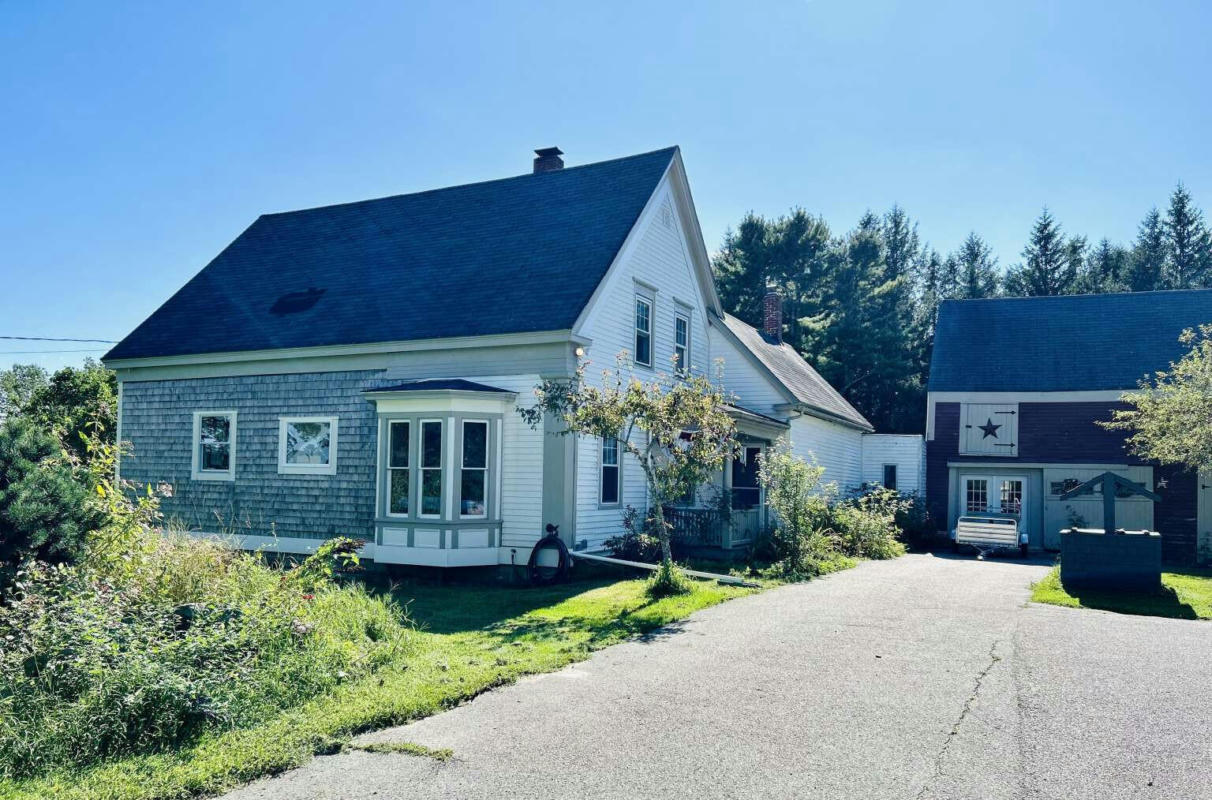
[0,335,117,344]
[0,348,109,355]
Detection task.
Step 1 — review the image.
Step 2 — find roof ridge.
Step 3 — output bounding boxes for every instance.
[260,146,680,219]
[942,286,1212,306]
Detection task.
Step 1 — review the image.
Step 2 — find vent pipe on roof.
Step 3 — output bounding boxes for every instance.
[533,147,564,173]
[763,288,783,344]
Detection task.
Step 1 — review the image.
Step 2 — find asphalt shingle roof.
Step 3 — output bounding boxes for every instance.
[720,313,873,431]
[929,289,1212,392]
[105,148,678,361]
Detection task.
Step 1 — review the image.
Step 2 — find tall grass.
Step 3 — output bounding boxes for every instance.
[0,455,413,782]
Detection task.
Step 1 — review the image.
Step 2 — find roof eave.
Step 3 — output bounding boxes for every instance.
[103,329,585,370]
[776,402,875,433]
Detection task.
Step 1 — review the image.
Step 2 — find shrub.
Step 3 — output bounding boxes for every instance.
[605,505,664,562]
[645,559,692,599]
[833,487,908,560]
[0,418,102,592]
[757,442,839,578]
[289,536,367,592]
[892,491,936,547]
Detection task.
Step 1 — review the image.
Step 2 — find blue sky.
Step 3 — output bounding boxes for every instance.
[2,0,1210,371]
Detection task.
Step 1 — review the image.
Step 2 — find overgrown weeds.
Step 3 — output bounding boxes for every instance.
[0,439,412,782]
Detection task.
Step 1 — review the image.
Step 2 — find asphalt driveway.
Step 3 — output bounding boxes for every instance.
[224,554,1212,800]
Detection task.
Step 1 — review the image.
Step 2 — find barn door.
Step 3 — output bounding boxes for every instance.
[960,404,1018,456]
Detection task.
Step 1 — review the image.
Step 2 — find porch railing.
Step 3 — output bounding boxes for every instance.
[662,505,727,548]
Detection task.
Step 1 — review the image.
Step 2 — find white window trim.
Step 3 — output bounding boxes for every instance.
[418,418,444,519]
[600,435,622,506]
[191,410,237,482]
[674,310,690,375]
[385,419,412,518]
[277,416,339,476]
[460,419,490,519]
[634,294,653,367]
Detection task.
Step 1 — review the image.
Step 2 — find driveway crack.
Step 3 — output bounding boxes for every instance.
[915,638,1002,800]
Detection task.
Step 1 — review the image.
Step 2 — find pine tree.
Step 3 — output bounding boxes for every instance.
[1163,184,1212,289]
[1127,209,1167,292]
[951,232,1000,299]
[1003,209,1080,296]
[711,209,832,354]
[807,212,921,432]
[1077,238,1129,293]
[0,418,102,590]
[882,205,921,282]
[713,213,774,325]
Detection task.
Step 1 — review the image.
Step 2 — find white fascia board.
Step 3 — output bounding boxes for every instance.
[667,150,723,317]
[104,329,580,371]
[365,392,515,414]
[928,390,1131,403]
[781,403,874,433]
[946,461,1135,470]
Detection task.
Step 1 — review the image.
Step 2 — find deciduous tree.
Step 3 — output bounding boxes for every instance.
[521,360,738,566]
[1103,325,1212,471]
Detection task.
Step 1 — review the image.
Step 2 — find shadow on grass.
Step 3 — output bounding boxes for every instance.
[1060,582,1199,620]
[480,608,690,648]
[391,577,619,635]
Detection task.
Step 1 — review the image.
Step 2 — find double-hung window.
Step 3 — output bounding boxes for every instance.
[634,295,652,367]
[600,436,621,505]
[278,416,338,475]
[387,421,410,515]
[460,420,489,518]
[419,420,444,517]
[192,411,236,481]
[674,312,690,374]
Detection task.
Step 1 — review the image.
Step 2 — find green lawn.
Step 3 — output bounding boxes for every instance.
[1030,566,1212,620]
[0,569,752,800]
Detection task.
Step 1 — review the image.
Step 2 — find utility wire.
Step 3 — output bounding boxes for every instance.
[0,348,109,355]
[0,335,117,343]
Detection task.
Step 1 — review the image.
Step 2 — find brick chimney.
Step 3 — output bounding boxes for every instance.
[533,147,564,173]
[763,289,783,343]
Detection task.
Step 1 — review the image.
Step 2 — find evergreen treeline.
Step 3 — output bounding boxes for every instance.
[712,184,1212,434]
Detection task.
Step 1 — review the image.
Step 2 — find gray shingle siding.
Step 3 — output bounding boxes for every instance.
[120,369,385,540]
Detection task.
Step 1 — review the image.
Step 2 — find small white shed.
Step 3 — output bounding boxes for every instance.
[861,434,926,496]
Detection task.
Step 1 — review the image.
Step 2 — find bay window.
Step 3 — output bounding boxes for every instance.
[376,412,502,523]
[461,420,488,517]
[420,419,443,517]
[387,421,410,515]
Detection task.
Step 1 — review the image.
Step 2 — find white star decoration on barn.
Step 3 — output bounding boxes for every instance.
[978,418,1001,439]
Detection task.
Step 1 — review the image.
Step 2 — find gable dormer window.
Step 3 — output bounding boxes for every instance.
[634,294,653,367]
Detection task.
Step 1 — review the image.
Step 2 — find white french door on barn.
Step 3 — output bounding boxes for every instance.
[962,474,1025,521]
